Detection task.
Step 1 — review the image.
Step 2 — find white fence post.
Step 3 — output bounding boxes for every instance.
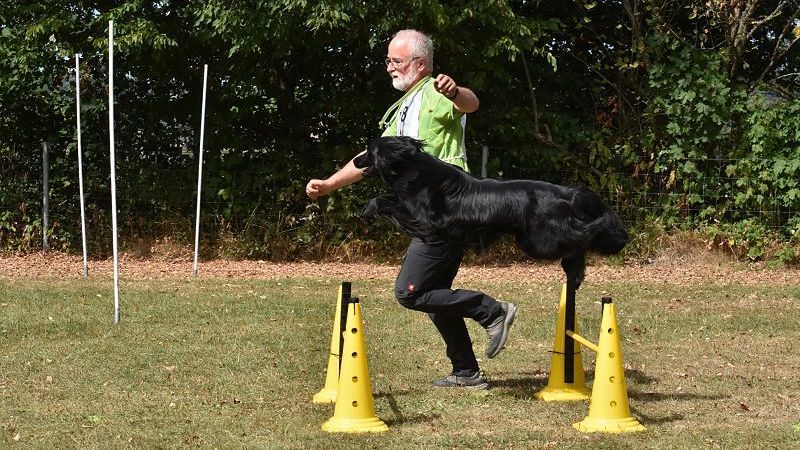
[109,20,121,323]
[42,142,49,251]
[76,54,89,278]
[193,64,209,277]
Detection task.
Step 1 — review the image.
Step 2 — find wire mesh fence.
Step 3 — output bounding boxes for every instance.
[2,142,799,256]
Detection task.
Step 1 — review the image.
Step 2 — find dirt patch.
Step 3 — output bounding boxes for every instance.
[1,252,798,286]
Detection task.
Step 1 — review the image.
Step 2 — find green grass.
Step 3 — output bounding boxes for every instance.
[1,275,799,449]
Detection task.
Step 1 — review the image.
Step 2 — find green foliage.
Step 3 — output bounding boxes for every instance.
[1,1,799,261]
[700,219,771,261]
[695,218,799,267]
[768,245,798,268]
[643,32,800,258]
[645,42,746,223]
[727,97,800,216]
[621,215,669,261]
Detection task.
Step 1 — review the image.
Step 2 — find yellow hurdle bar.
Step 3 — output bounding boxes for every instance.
[565,330,599,353]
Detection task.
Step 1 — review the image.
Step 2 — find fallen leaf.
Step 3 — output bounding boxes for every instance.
[739,402,750,411]
[163,365,177,382]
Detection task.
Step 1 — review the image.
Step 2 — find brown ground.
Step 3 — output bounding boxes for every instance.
[1,251,798,286]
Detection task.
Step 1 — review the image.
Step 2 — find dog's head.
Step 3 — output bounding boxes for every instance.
[353,136,424,183]
[572,187,629,255]
[591,210,629,255]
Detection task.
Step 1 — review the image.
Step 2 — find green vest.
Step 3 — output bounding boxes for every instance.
[379,76,470,171]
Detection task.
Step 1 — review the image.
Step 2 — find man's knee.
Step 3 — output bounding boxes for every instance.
[395,281,421,309]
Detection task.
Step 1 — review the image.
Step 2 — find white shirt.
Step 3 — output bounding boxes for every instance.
[396,88,423,138]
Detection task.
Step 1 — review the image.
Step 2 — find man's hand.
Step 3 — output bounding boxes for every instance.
[434,73,479,113]
[305,179,331,200]
[434,74,458,98]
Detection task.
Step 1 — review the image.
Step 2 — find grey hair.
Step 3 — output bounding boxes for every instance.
[392,29,433,70]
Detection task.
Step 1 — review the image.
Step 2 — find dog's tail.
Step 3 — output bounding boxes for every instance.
[573,188,629,255]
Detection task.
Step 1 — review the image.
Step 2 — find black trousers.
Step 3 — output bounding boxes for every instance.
[394,238,503,376]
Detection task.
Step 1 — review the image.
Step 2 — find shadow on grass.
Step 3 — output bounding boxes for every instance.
[489,370,550,398]
[375,391,442,425]
[628,389,729,425]
[626,368,659,385]
[629,390,730,402]
[630,406,685,425]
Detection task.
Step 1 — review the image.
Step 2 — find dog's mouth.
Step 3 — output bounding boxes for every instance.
[353,152,369,169]
[353,153,377,177]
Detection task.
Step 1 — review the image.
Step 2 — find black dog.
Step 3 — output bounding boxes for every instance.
[353,136,629,289]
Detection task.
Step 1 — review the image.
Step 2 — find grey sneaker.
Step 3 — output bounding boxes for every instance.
[432,372,489,390]
[485,302,518,358]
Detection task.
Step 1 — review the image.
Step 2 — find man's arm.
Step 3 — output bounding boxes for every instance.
[434,74,479,113]
[305,150,366,200]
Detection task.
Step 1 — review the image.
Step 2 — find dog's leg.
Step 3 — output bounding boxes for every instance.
[360,198,381,220]
[360,195,396,220]
[362,195,439,241]
[560,253,586,290]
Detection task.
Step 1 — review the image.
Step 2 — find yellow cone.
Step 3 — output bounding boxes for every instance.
[573,299,645,433]
[322,298,388,433]
[313,282,350,404]
[535,283,591,401]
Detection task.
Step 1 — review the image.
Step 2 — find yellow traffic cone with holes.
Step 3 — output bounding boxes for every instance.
[573,299,645,433]
[535,283,591,401]
[313,282,350,404]
[322,297,388,433]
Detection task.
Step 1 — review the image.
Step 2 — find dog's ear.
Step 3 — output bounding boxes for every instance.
[362,136,427,182]
[390,136,424,155]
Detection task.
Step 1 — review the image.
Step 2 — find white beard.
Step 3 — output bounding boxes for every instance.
[392,72,416,91]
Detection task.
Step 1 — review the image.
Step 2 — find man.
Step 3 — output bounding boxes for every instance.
[306,30,517,390]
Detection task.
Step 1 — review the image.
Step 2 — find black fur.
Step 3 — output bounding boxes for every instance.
[354,136,629,288]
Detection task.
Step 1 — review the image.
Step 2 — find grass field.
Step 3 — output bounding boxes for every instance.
[1,270,799,449]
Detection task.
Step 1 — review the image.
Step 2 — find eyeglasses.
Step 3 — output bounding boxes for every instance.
[385,56,421,67]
